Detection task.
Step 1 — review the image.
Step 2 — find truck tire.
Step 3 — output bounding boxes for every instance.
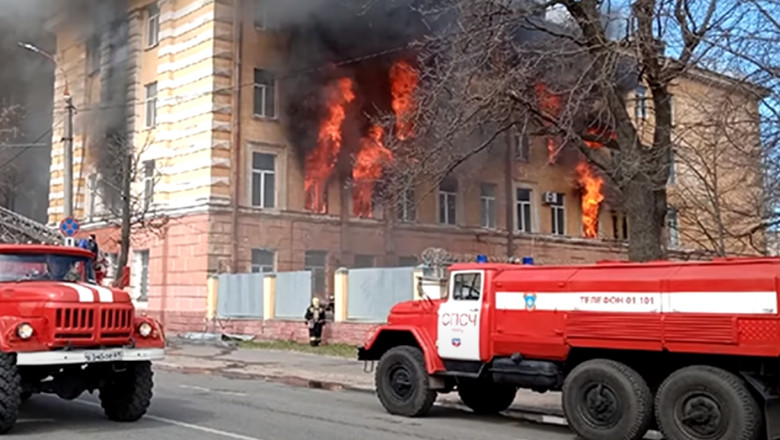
[99,361,154,422]
[562,359,652,440]
[655,366,761,440]
[458,379,516,414]
[0,353,21,434]
[375,346,436,417]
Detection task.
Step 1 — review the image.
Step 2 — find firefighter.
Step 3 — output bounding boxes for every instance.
[305,297,327,347]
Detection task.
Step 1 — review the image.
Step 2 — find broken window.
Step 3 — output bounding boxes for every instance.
[253,69,277,118]
[667,207,680,248]
[397,187,416,222]
[515,133,530,162]
[305,250,327,295]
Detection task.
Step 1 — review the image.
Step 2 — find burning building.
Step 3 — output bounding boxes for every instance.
[40,0,766,330]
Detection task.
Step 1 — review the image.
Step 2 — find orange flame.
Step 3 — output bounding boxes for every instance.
[576,162,604,238]
[534,82,563,163]
[304,78,356,213]
[390,60,419,140]
[583,126,617,149]
[353,125,394,218]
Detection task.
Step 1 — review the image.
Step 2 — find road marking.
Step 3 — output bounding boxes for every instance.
[71,399,265,440]
[179,385,211,392]
[17,418,55,423]
[217,391,247,397]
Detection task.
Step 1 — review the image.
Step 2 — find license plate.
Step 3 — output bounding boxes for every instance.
[83,350,124,363]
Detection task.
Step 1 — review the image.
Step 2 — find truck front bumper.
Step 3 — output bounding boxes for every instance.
[16,347,165,366]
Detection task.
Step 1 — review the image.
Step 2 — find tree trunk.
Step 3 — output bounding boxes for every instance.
[624,179,667,261]
[114,152,132,285]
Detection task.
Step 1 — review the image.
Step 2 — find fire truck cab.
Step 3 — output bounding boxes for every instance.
[358,258,780,440]
[0,244,165,434]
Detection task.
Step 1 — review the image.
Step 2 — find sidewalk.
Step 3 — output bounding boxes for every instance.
[159,338,564,418]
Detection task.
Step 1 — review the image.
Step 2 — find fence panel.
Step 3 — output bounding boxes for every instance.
[216,273,264,318]
[275,271,313,320]
[347,267,414,322]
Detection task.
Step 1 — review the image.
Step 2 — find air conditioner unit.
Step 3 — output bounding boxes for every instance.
[543,192,558,205]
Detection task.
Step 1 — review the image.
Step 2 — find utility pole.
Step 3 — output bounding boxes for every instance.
[63,94,74,218]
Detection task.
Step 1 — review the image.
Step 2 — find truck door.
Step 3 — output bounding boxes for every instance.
[437,270,483,361]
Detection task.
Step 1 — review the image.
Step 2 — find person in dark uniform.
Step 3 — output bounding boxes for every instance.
[305,297,327,346]
[87,234,99,261]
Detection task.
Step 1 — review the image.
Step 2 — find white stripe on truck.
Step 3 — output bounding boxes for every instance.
[495,291,778,314]
[62,283,95,303]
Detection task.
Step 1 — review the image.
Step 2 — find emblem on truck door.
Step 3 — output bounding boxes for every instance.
[451,338,461,347]
[524,293,537,310]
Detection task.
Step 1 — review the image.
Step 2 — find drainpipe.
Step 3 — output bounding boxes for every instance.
[505,130,516,258]
[230,0,244,273]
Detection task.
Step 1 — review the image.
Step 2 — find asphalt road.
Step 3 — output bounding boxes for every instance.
[9,369,577,440]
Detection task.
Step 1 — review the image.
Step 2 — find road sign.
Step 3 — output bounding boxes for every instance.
[59,217,80,237]
[63,237,76,247]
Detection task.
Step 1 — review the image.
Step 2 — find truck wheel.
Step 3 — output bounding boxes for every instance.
[562,359,652,440]
[0,353,21,434]
[99,361,154,422]
[375,346,436,417]
[655,366,761,440]
[458,379,516,414]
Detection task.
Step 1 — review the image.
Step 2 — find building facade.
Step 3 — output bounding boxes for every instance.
[43,0,765,330]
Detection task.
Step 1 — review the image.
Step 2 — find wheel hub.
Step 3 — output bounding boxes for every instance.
[389,366,413,400]
[677,394,725,438]
[580,383,620,428]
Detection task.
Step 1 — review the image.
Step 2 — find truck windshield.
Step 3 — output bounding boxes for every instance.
[0,253,96,284]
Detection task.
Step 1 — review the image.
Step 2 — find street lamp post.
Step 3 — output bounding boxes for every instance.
[18,42,74,219]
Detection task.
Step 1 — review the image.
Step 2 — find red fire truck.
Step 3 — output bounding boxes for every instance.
[0,243,165,434]
[358,258,780,440]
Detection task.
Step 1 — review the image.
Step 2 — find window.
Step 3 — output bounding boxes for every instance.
[397,187,416,222]
[516,188,532,232]
[251,152,276,208]
[251,249,275,273]
[253,69,277,118]
[635,86,647,120]
[354,254,374,268]
[254,0,270,30]
[439,178,457,225]
[667,207,680,248]
[144,82,157,128]
[550,192,565,235]
[398,256,418,267]
[146,4,160,48]
[134,250,150,302]
[142,160,155,210]
[480,183,497,229]
[669,94,675,125]
[668,149,676,184]
[87,36,100,75]
[612,212,629,240]
[515,133,530,162]
[452,272,482,301]
[304,250,327,295]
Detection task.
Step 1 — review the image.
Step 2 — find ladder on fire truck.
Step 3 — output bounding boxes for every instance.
[0,205,62,245]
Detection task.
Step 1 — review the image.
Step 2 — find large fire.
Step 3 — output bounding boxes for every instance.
[353,125,394,218]
[534,82,563,163]
[390,60,419,140]
[576,127,612,238]
[304,78,356,214]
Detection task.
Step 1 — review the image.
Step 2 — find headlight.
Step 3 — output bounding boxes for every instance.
[138,322,153,338]
[16,323,34,340]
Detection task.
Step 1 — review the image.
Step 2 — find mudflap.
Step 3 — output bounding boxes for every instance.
[741,372,780,440]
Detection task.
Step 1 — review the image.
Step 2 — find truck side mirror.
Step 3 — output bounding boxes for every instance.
[115,266,131,289]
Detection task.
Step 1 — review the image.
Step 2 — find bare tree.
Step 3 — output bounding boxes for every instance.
[85,130,167,282]
[0,103,24,210]
[371,0,775,262]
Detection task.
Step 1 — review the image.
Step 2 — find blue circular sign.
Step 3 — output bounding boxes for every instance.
[59,217,80,237]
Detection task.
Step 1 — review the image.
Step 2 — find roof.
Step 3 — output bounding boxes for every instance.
[449,256,780,272]
[0,244,93,258]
